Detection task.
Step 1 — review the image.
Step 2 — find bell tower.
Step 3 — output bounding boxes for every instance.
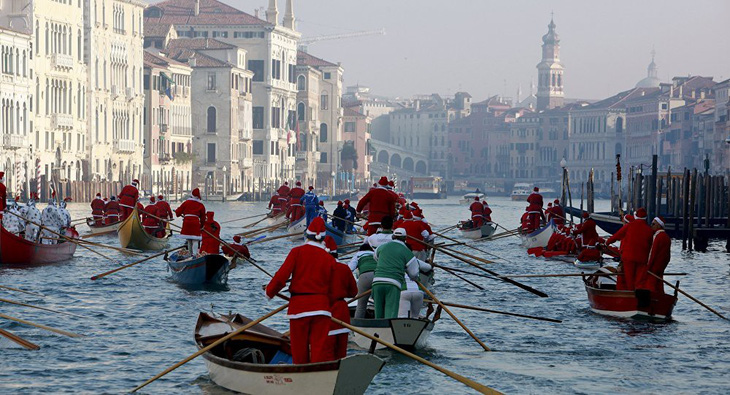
[536,15,564,110]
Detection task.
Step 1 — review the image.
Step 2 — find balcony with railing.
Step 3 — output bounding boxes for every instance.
[114,139,136,153]
[239,128,252,141]
[52,53,74,69]
[159,123,168,135]
[158,154,172,164]
[295,152,307,161]
[3,134,27,149]
[52,114,74,129]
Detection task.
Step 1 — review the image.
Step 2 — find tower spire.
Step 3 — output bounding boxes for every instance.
[266,0,279,25]
[536,14,564,110]
[283,0,295,29]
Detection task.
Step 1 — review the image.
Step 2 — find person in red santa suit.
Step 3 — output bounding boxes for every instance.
[573,212,601,262]
[520,206,532,233]
[526,186,544,230]
[551,199,565,226]
[402,210,432,261]
[286,181,306,222]
[222,234,251,259]
[605,208,653,290]
[482,200,492,222]
[141,196,162,236]
[323,235,357,360]
[118,179,140,221]
[104,196,121,224]
[156,195,173,222]
[636,216,671,295]
[357,176,398,236]
[277,181,291,198]
[469,196,484,228]
[174,188,206,251]
[0,171,6,217]
[545,202,554,222]
[199,212,221,255]
[90,193,106,226]
[266,217,335,364]
[268,192,283,215]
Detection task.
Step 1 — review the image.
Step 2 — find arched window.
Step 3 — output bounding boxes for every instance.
[207,106,216,133]
[616,117,623,134]
[297,75,306,91]
[297,102,305,121]
[320,93,329,110]
[320,123,327,143]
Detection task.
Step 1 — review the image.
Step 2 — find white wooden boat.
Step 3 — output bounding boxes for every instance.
[195,312,384,395]
[84,218,121,237]
[458,222,497,240]
[459,192,485,205]
[520,219,555,249]
[349,316,434,351]
[287,216,306,235]
[265,212,288,227]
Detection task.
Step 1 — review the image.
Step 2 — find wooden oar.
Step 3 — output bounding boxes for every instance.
[237,221,288,237]
[0,285,45,297]
[648,271,728,320]
[503,272,687,278]
[432,263,498,281]
[0,297,85,319]
[220,213,269,225]
[330,317,501,394]
[242,212,280,228]
[130,303,289,393]
[4,210,120,265]
[439,244,495,265]
[424,300,562,323]
[435,224,459,233]
[71,217,92,224]
[73,238,145,255]
[407,235,548,297]
[90,246,185,280]
[436,265,485,291]
[0,313,82,337]
[0,328,40,350]
[416,281,490,351]
[247,231,304,245]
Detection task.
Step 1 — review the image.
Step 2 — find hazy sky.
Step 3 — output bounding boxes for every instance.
[228,0,730,101]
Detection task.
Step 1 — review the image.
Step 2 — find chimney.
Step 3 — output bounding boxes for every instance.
[283,0,295,29]
[194,0,200,16]
[266,0,279,25]
[188,56,197,67]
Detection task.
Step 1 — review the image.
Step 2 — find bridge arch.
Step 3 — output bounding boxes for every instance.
[377,150,389,164]
[402,157,414,171]
[390,153,401,168]
[415,160,427,174]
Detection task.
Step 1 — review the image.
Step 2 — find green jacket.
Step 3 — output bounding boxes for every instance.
[373,240,418,289]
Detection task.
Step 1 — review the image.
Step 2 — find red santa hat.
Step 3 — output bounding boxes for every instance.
[324,235,338,253]
[191,188,201,199]
[150,196,156,203]
[554,199,560,205]
[96,193,102,198]
[634,208,647,219]
[104,197,109,201]
[158,195,164,201]
[402,210,413,220]
[378,176,388,186]
[319,201,324,206]
[372,183,377,188]
[206,211,215,221]
[132,179,139,186]
[306,216,327,240]
[653,216,665,228]
[624,214,634,223]
[233,235,242,243]
[14,196,20,202]
[547,202,553,207]
[337,200,343,206]
[344,199,350,204]
[296,181,302,186]
[388,181,395,188]
[533,187,539,192]
[413,208,423,218]
[410,202,420,208]
[64,197,73,202]
[582,212,589,219]
[482,200,488,206]
[308,186,314,191]
[474,196,480,201]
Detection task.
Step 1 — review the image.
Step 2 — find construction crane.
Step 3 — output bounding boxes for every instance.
[298,28,386,52]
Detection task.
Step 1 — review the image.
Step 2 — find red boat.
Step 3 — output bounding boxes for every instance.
[583,273,678,322]
[0,226,79,265]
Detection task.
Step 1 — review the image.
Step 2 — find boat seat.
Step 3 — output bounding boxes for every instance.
[232,347,265,364]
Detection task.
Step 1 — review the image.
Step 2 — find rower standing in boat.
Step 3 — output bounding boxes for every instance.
[551,199,565,226]
[59,197,72,232]
[118,179,140,221]
[277,181,291,198]
[301,186,319,226]
[286,182,305,223]
[105,196,120,224]
[174,188,206,252]
[199,212,221,255]
[604,208,653,290]
[638,217,671,295]
[344,199,357,232]
[2,197,23,235]
[268,192,283,216]
[573,212,601,263]
[348,243,377,319]
[332,201,347,232]
[469,196,484,228]
[526,187,544,231]
[265,217,335,364]
[40,193,63,244]
[357,177,398,236]
[0,171,6,219]
[372,228,431,319]
[142,196,162,236]
[401,211,431,261]
[482,200,492,222]
[91,193,105,226]
[324,236,358,360]
[156,195,173,223]
[316,201,328,222]
[22,193,41,241]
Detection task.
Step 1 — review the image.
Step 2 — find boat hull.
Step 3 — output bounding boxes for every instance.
[459,222,497,240]
[84,218,121,236]
[0,226,78,265]
[265,212,288,227]
[117,208,169,251]
[350,317,433,350]
[287,216,306,235]
[584,281,677,322]
[325,223,354,249]
[167,253,230,285]
[574,259,601,270]
[520,220,555,249]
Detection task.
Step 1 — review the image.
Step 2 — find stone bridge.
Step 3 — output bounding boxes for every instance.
[369,140,429,181]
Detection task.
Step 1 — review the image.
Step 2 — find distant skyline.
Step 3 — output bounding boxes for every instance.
[227,0,730,101]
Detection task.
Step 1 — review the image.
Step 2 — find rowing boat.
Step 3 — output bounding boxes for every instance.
[265,211,288,227]
[287,216,306,235]
[117,208,169,251]
[84,218,121,237]
[583,273,677,322]
[166,251,231,285]
[195,312,384,395]
[348,306,434,351]
[520,220,555,249]
[458,221,496,240]
[325,222,354,249]
[0,226,79,265]
[574,258,602,270]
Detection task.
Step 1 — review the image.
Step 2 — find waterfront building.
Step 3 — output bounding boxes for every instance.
[342,107,371,187]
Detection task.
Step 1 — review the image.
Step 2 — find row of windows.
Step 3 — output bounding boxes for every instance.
[0,45,28,76]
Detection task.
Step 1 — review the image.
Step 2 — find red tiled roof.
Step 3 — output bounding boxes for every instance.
[166,37,235,50]
[343,107,365,117]
[144,23,174,37]
[145,0,268,27]
[297,50,337,67]
[144,50,190,68]
[166,48,233,68]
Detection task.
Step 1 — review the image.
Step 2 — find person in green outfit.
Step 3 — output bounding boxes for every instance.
[372,228,432,319]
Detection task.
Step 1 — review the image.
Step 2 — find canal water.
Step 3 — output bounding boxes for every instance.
[1,197,729,393]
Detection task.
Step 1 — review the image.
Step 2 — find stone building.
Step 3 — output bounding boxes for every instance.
[142,50,194,197]
[0,24,32,196]
[165,38,254,195]
[342,107,371,187]
[85,0,146,185]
